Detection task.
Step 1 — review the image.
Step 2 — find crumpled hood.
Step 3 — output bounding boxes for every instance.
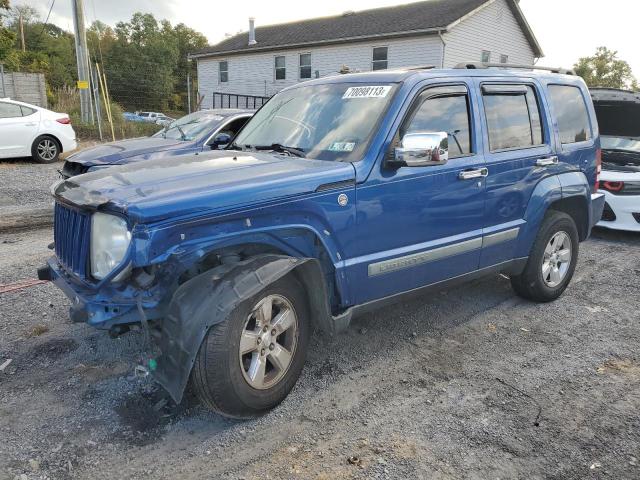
[53,150,356,223]
[66,137,189,166]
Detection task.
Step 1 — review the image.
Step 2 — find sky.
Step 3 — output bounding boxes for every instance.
[18,0,640,77]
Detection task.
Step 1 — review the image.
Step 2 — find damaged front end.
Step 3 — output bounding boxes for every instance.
[591,88,640,172]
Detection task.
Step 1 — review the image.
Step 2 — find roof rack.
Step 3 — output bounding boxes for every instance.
[404,65,436,71]
[454,62,574,75]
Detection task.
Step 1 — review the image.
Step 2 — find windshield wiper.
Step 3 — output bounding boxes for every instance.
[252,143,306,158]
[227,142,245,151]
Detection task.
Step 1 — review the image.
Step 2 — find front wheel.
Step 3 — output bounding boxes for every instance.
[190,275,310,418]
[511,211,579,302]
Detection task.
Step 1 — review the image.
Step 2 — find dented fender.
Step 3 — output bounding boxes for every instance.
[152,254,336,404]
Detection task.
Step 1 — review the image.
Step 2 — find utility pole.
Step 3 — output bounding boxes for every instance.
[19,13,25,52]
[187,70,191,114]
[71,0,91,124]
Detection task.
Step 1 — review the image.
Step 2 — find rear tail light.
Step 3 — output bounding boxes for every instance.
[56,117,71,125]
[594,148,602,192]
[601,181,624,193]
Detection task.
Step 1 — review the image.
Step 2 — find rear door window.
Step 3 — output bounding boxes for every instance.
[548,85,592,144]
[0,102,23,118]
[482,85,544,151]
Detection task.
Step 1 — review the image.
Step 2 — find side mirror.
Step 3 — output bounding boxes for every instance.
[388,132,449,168]
[210,132,232,149]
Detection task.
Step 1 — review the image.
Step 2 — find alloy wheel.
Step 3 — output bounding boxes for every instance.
[541,231,572,288]
[37,139,57,161]
[239,294,298,390]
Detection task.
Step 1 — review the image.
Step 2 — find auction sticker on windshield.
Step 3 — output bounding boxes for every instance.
[329,142,356,152]
[343,86,392,99]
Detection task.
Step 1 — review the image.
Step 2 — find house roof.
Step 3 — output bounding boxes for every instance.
[191,0,543,59]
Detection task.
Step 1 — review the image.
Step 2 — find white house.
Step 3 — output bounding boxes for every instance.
[191,0,543,108]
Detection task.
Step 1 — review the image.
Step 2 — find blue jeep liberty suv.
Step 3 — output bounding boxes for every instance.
[40,63,606,418]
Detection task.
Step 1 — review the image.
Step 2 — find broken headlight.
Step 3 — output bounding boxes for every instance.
[90,212,131,280]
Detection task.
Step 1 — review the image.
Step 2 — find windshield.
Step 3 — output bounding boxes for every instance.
[601,136,640,153]
[232,82,399,161]
[153,111,226,141]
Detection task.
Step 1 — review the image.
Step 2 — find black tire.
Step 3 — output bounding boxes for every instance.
[511,211,579,302]
[31,135,60,164]
[191,274,310,418]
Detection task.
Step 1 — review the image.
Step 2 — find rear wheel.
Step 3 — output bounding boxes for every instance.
[32,135,60,164]
[191,275,310,418]
[511,211,579,302]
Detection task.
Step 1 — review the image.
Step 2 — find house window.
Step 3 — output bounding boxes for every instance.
[275,56,286,80]
[500,54,509,64]
[481,50,491,63]
[372,47,388,70]
[219,61,228,83]
[299,53,312,79]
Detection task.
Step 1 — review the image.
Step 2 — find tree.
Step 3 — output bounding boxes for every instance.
[0,0,16,62]
[8,4,38,24]
[1,5,209,114]
[3,12,76,89]
[104,13,179,111]
[574,47,639,91]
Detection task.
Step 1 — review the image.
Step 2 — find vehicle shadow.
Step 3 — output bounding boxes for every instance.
[591,227,640,244]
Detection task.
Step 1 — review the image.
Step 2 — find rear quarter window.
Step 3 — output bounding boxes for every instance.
[20,106,36,116]
[548,85,592,144]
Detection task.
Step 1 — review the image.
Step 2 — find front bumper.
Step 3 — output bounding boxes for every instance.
[39,257,161,329]
[596,191,640,232]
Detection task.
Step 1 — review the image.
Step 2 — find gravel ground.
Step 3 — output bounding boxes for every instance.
[0,160,60,215]
[0,227,639,480]
[0,143,96,216]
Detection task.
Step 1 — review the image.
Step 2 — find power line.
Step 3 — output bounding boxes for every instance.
[35,0,56,43]
[42,0,56,26]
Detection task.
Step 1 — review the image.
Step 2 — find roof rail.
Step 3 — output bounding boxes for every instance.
[404,65,436,71]
[454,62,574,76]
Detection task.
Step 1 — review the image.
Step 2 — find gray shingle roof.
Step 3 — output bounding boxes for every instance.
[192,0,500,57]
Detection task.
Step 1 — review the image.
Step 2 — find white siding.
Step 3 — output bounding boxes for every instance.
[443,0,535,68]
[196,36,443,108]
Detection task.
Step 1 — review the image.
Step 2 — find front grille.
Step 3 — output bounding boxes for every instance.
[601,202,617,222]
[54,203,91,277]
[622,183,640,196]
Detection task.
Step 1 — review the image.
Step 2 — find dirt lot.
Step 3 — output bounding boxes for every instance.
[0,224,639,480]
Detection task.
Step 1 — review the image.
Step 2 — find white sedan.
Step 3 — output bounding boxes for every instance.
[591,88,640,232]
[598,144,640,232]
[0,98,77,163]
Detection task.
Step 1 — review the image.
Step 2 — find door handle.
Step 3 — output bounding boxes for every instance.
[24,123,37,126]
[458,167,488,180]
[536,156,559,167]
